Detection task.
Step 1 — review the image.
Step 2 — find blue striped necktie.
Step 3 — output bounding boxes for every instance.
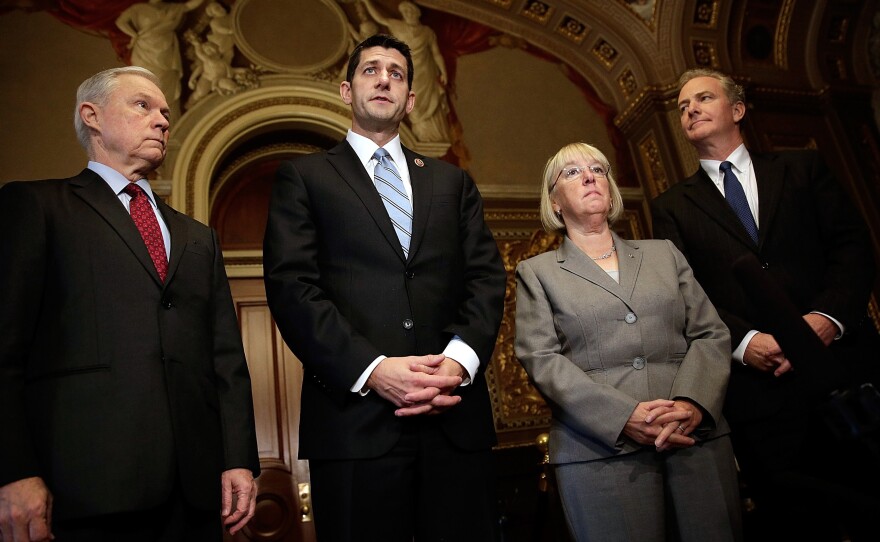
[720,161,759,244]
[373,148,412,257]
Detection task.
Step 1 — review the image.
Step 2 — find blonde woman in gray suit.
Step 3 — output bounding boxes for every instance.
[515,142,742,542]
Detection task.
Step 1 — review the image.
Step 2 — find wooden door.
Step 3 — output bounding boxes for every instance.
[225,278,316,542]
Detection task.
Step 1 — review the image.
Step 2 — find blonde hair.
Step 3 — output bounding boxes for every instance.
[540,142,623,233]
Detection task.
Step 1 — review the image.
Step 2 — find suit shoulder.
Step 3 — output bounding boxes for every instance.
[517,249,557,272]
[403,148,465,177]
[1,177,75,190]
[278,149,331,171]
[652,172,699,205]
[0,177,80,201]
[753,149,823,168]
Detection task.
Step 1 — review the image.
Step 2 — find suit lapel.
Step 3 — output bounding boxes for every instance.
[557,235,635,308]
[682,169,757,250]
[327,141,407,261]
[403,146,431,262]
[69,169,164,285]
[614,234,642,302]
[752,153,784,246]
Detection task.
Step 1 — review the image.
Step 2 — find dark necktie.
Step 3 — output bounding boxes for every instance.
[373,148,412,257]
[720,161,759,244]
[123,183,168,281]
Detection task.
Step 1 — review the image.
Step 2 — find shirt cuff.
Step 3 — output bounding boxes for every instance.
[443,336,479,386]
[733,330,760,365]
[810,311,844,339]
[351,355,385,395]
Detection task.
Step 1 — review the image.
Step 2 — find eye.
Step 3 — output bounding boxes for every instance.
[589,165,607,176]
[563,167,582,180]
[364,67,376,75]
[390,70,403,80]
[136,100,148,108]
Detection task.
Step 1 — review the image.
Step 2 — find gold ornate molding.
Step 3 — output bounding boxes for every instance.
[489,227,559,447]
[638,132,669,197]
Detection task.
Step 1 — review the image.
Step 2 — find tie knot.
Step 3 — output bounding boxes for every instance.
[123,183,144,198]
[373,148,390,162]
[720,161,733,173]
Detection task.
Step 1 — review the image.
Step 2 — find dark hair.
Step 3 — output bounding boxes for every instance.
[345,34,414,89]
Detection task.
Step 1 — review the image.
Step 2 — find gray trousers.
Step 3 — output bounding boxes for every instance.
[555,435,742,542]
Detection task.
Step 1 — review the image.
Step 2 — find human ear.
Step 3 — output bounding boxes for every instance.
[339,81,352,105]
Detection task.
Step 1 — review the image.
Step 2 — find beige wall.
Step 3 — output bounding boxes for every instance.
[456,45,613,196]
[0,11,122,182]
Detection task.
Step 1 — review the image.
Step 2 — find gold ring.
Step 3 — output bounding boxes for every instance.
[677,424,685,432]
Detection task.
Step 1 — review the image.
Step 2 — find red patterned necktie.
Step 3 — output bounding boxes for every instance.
[123,183,168,282]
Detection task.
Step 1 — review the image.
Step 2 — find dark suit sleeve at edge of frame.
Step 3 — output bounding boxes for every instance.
[207,227,260,476]
[0,181,47,487]
[798,152,876,330]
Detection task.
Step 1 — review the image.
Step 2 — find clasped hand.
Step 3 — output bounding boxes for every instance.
[0,476,53,542]
[743,314,837,377]
[367,354,464,416]
[623,399,703,452]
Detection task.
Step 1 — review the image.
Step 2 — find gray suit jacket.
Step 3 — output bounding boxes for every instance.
[515,233,731,464]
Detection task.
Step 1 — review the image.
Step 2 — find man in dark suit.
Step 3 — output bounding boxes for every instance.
[0,66,260,542]
[264,34,506,541]
[652,68,880,540]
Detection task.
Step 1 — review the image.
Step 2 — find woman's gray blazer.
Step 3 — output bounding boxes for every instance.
[515,233,731,464]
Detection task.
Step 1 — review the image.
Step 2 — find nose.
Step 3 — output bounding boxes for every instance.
[376,69,392,88]
[153,111,169,131]
[582,169,596,184]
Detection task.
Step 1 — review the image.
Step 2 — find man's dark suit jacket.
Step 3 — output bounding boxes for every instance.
[263,140,506,461]
[651,150,876,423]
[0,169,260,520]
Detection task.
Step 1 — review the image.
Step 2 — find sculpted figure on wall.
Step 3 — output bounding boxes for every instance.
[339,17,380,80]
[362,0,451,143]
[183,3,258,108]
[184,32,257,107]
[116,0,205,118]
[205,1,234,65]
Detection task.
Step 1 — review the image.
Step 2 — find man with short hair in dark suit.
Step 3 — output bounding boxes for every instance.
[0,66,260,542]
[652,68,880,540]
[264,34,506,542]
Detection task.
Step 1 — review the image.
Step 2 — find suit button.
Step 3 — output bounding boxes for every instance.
[632,357,646,370]
[406,271,415,279]
[762,262,770,269]
[624,312,637,324]
[162,298,173,309]
[402,319,414,330]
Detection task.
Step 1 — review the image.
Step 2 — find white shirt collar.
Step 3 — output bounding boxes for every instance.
[698,143,751,186]
[345,130,406,171]
[87,161,158,206]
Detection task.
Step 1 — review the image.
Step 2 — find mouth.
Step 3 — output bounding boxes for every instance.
[370,95,393,104]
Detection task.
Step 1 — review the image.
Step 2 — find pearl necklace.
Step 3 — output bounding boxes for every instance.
[591,243,616,260]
